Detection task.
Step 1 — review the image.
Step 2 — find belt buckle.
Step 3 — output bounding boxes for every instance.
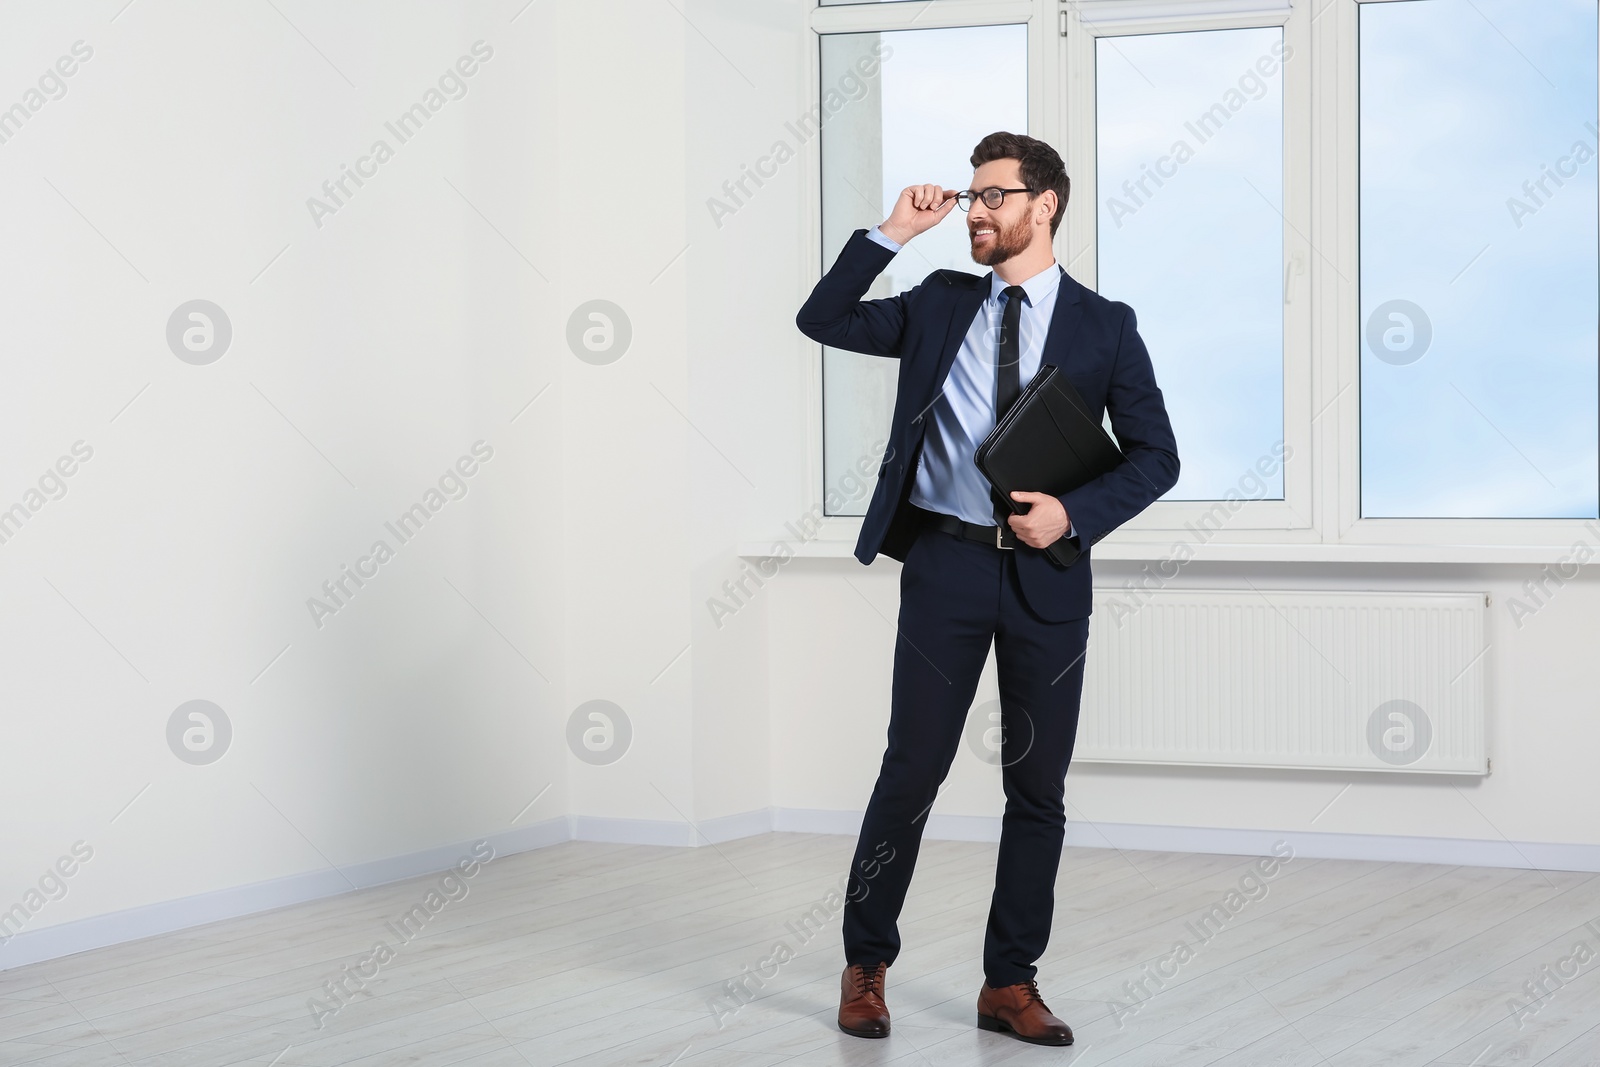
[995,524,1013,550]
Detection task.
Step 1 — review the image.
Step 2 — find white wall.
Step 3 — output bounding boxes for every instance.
[5,0,1598,972]
[0,0,568,963]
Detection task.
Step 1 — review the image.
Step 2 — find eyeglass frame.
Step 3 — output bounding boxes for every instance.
[954,186,1037,212]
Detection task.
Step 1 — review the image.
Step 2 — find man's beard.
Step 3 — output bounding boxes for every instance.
[969,212,1031,266]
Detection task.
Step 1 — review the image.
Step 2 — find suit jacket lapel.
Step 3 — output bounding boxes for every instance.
[1039,265,1085,371]
[930,278,989,397]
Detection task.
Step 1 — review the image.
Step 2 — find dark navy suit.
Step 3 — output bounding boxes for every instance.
[796,227,1179,987]
[798,227,1180,623]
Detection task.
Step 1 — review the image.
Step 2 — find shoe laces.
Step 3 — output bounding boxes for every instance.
[1021,978,1047,1009]
[858,962,885,998]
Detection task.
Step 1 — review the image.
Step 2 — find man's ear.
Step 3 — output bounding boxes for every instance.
[1036,189,1057,227]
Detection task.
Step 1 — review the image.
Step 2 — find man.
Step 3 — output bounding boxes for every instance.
[794,131,1179,1047]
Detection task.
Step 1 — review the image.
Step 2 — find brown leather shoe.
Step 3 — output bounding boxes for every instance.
[976,978,1073,1045]
[838,962,890,1038]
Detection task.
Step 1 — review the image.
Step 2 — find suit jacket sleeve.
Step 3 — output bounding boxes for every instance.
[795,228,924,358]
[1056,304,1180,547]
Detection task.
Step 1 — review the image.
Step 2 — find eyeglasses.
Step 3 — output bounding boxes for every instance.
[954,186,1036,212]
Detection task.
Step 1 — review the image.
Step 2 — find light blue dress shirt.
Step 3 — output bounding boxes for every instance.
[865,225,1076,539]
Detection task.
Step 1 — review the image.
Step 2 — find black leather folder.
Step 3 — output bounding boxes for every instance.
[975,363,1126,568]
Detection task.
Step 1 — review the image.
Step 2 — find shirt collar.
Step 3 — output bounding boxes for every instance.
[989,258,1062,308]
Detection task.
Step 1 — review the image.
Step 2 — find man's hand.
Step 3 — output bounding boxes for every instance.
[879,183,959,245]
[1006,491,1071,549]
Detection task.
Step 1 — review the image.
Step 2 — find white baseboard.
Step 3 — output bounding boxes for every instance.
[773,807,1600,872]
[5,807,1597,973]
[0,816,570,972]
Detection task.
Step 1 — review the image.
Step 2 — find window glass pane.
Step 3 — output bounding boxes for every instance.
[1096,27,1288,502]
[820,24,1027,515]
[1360,0,1598,519]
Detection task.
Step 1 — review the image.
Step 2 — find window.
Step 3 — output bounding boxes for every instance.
[1097,26,1288,502]
[1359,0,1598,519]
[794,0,1600,560]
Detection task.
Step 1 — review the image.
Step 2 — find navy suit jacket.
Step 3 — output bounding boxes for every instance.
[795,227,1180,622]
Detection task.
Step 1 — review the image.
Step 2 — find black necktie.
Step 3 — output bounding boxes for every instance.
[992,284,1027,526]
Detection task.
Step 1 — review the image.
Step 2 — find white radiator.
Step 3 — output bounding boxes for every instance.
[1075,588,1488,774]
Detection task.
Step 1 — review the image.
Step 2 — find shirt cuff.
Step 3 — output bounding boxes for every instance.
[865,225,903,253]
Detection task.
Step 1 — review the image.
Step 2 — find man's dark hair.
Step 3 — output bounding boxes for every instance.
[970,131,1070,239]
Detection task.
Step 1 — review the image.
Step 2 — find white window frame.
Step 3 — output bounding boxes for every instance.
[778,0,1600,565]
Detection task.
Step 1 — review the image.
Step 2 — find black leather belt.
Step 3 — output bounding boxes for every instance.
[924,509,1018,550]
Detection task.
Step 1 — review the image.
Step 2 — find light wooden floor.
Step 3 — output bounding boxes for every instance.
[2,832,1598,1066]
